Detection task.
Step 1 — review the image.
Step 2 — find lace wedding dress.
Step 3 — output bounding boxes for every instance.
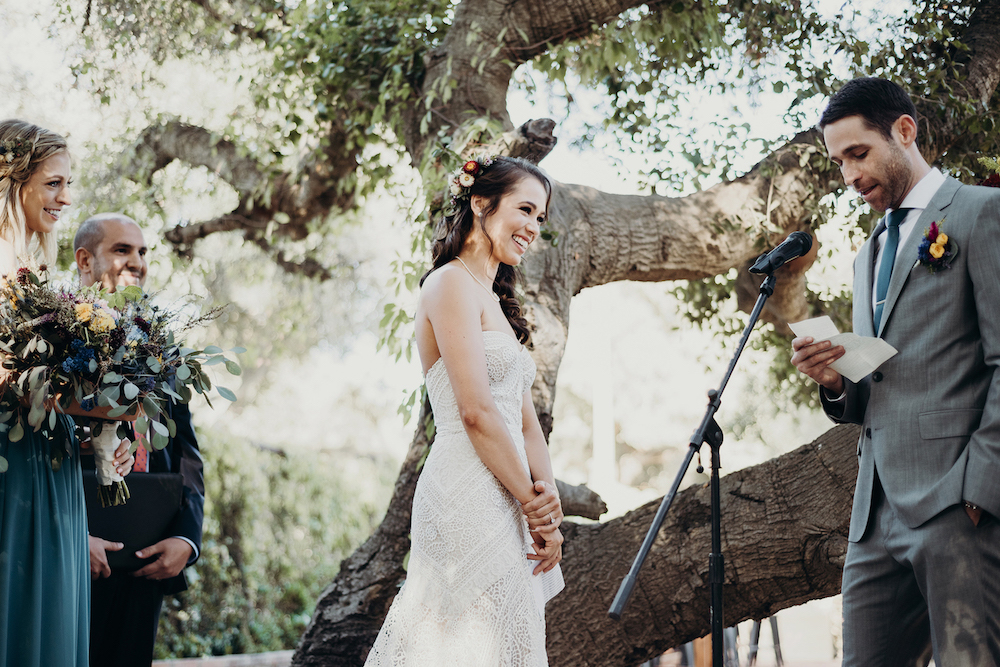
[365,330,563,666]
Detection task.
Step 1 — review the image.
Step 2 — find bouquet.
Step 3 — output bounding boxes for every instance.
[0,266,242,505]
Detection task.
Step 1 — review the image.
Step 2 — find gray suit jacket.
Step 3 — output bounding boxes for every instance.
[823,176,1000,542]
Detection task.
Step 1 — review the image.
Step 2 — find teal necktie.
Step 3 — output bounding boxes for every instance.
[873,208,911,330]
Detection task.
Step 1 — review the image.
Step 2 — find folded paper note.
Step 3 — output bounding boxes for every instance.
[789,316,897,383]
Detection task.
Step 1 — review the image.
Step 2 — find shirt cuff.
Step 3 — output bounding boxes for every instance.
[822,386,846,402]
[172,535,199,563]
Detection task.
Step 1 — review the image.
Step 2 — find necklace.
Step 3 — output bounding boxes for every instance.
[455,256,500,302]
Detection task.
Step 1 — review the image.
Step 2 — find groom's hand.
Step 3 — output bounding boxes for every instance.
[965,502,983,527]
[791,336,846,395]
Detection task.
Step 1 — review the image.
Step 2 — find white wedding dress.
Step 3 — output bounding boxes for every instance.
[364,330,563,666]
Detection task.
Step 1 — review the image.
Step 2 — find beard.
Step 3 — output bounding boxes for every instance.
[871,142,915,212]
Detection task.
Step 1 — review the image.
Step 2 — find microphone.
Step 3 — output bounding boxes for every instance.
[749,231,813,274]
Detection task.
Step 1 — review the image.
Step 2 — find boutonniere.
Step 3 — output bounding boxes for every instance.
[916,218,957,273]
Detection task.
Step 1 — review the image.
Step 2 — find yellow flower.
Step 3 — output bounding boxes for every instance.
[88,309,116,333]
[930,243,945,259]
[75,303,93,323]
[936,233,948,245]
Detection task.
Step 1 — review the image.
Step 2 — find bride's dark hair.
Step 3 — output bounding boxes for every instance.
[421,156,552,345]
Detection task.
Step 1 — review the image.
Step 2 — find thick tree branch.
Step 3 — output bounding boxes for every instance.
[124,120,362,276]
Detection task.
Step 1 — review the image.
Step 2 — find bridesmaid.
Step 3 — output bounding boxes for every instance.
[0,119,131,666]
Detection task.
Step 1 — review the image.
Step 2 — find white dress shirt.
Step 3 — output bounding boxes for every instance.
[871,168,946,316]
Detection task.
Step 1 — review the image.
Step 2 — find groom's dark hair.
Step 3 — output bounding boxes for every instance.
[819,78,918,142]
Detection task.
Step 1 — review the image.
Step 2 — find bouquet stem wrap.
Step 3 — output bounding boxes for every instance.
[92,423,129,507]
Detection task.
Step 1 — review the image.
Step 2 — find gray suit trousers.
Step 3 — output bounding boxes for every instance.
[842,476,1000,666]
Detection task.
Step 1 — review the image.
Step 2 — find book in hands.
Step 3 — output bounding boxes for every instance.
[789,316,898,383]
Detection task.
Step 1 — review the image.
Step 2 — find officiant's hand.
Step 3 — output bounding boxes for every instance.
[522,480,563,532]
[791,336,845,395]
[133,537,193,580]
[527,527,563,575]
[89,535,123,579]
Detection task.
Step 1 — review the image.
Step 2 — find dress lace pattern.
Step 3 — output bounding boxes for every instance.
[364,331,554,666]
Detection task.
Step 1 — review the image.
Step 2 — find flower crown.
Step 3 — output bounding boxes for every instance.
[0,138,30,179]
[0,139,29,165]
[448,154,496,209]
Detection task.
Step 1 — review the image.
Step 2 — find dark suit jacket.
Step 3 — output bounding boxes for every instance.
[823,176,1000,542]
[84,399,204,595]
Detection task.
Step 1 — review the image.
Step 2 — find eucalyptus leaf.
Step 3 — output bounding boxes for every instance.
[152,430,168,450]
[107,406,129,419]
[224,360,242,376]
[48,408,56,431]
[176,364,191,380]
[123,382,140,400]
[88,359,98,373]
[8,420,23,442]
[203,345,223,354]
[166,416,176,438]
[142,395,160,418]
[161,386,183,402]
[27,404,44,428]
[202,356,225,366]
[151,419,168,436]
[135,415,148,435]
[216,386,237,402]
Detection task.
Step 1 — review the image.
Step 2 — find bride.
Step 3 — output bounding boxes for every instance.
[365,156,564,665]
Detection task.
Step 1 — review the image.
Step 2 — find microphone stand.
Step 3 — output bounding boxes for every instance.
[608,271,779,666]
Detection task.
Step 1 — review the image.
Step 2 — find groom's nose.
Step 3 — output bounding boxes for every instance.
[841,162,861,189]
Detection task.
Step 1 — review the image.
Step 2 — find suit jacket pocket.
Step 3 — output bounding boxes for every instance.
[918,408,983,439]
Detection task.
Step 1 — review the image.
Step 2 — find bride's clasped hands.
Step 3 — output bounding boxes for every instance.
[523,479,563,574]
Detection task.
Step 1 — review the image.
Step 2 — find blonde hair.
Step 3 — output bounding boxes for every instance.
[0,119,69,266]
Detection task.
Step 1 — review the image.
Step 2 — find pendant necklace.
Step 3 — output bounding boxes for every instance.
[456,256,500,302]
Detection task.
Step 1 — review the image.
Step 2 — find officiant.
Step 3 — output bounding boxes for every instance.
[76,212,205,667]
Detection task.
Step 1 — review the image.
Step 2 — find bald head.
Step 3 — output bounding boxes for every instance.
[75,213,148,291]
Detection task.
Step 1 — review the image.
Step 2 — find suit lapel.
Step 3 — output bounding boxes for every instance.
[876,177,960,336]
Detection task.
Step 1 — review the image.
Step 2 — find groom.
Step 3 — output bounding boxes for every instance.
[76,212,205,667]
[792,78,1000,664]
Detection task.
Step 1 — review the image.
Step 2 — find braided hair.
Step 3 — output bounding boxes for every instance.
[421,156,551,345]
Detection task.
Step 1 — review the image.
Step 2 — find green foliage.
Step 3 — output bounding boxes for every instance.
[56,0,1000,416]
[155,429,388,658]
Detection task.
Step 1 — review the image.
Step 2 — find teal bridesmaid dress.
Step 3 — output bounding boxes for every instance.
[0,415,89,667]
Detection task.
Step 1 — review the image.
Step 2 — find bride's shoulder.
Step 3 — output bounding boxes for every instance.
[419,263,479,313]
[421,263,471,296]
[0,239,17,278]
